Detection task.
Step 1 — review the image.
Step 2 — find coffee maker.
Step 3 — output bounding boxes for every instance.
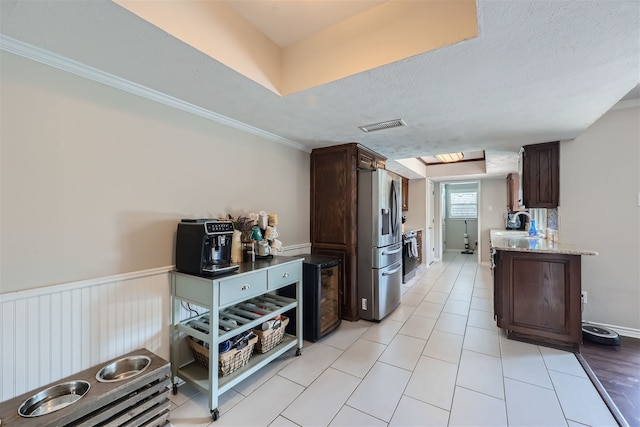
[175,219,240,276]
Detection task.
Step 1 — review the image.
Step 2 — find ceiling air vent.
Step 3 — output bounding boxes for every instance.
[358,119,406,133]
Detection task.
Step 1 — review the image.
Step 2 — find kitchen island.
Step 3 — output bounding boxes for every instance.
[490,230,597,351]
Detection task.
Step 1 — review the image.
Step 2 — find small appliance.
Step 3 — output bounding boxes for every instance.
[506,212,527,230]
[175,219,240,276]
[582,322,620,346]
[461,218,475,254]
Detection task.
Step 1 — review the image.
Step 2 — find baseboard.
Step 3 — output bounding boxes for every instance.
[281,243,312,256]
[582,320,640,339]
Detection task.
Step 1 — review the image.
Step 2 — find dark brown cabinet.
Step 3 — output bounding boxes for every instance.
[357,147,386,170]
[494,250,582,350]
[401,177,409,211]
[310,143,386,321]
[522,141,560,208]
[506,173,521,211]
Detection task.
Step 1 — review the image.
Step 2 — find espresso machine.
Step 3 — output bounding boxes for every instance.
[175,219,240,276]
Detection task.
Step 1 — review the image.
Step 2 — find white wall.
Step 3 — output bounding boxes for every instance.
[403,178,427,265]
[560,106,640,332]
[0,52,310,293]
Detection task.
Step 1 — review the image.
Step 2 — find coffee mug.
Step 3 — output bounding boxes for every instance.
[264,226,279,240]
[251,226,262,241]
[257,240,271,256]
[270,239,284,254]
[258,211,269,229]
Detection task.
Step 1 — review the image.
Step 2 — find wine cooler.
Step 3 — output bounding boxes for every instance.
[280,254,342,342]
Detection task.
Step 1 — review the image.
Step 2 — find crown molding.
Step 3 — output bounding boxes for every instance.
[0,35,311,153]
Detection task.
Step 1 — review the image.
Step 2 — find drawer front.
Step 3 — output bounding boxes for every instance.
[268,263,302,290]
[219,271,267,306]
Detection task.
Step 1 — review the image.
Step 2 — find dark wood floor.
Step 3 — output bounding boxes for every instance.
[580,335,640,427]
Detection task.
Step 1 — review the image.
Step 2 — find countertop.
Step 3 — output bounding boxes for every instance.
[490,230,598,256]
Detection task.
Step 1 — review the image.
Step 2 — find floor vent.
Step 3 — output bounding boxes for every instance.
[359,118,406,133]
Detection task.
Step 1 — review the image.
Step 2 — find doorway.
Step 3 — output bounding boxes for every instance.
[436,181,480,262]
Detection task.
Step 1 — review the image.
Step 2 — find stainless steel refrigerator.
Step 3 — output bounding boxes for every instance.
[357,168,403,321]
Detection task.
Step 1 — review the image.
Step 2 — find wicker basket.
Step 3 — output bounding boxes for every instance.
[188,334,258,377]
[253,316,289,354]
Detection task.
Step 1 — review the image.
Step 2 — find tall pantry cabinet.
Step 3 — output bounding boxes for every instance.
[310,143,386,321]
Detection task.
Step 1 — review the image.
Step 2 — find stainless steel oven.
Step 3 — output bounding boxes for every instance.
[402,231,418,283]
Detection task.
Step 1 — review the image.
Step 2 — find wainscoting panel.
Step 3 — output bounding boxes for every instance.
[0,269,172,402]
[0,245,312,402]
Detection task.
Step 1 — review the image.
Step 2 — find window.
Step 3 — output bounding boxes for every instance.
[449,190,477,219]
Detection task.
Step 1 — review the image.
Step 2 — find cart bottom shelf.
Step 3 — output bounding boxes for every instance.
[175,334,300,397]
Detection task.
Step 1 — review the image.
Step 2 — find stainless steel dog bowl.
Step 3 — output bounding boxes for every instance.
[18,380,90,417]
[96,355,151,382]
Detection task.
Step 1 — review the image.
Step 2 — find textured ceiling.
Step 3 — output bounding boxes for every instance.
[1,0,638,180]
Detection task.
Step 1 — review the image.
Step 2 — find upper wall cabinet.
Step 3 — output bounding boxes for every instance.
[506,173,521,211]
[357,147,386,170]
[522,141,560,208]
[401,177,409,211]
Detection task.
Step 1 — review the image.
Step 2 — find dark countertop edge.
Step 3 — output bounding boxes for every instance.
[172,256,305,280]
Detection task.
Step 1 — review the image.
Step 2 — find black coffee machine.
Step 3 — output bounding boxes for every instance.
[175,219,240,276]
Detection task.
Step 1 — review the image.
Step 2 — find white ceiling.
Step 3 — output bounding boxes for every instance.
[1,1,638,180]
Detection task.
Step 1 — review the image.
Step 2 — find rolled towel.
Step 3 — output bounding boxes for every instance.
[410,237,418,257]
[405,237,418,257]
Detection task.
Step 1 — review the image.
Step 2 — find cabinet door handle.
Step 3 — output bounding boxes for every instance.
[282,272,290,278]
[241,284,250,291]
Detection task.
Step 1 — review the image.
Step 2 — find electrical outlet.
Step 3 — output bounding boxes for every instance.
[581,291,587,304]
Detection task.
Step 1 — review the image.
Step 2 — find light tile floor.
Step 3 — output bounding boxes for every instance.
[169,252,617,427]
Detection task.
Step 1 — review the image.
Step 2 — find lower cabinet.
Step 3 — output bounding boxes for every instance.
[494,250,582,350]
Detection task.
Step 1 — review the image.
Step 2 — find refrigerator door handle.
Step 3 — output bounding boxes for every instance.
[381,247,402,256]
[390,180,398,235]
[382,265,402,276]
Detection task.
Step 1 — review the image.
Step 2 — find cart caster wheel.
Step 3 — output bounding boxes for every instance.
[296,348,302,356]
[172,384,178,395]
[212,408,220,421]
